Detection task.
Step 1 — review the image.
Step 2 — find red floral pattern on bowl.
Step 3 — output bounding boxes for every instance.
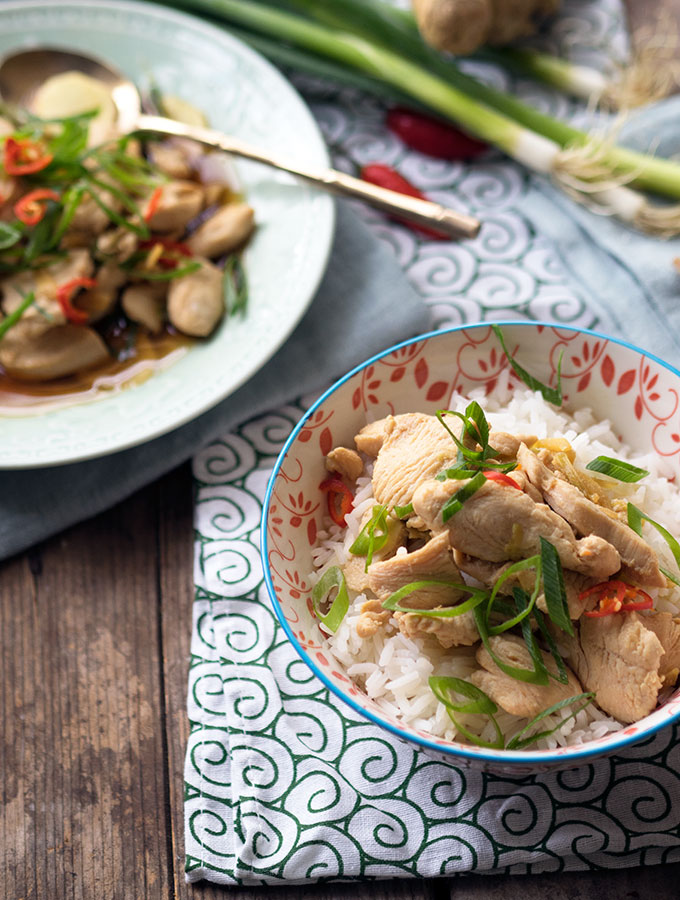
[262,323,680,773]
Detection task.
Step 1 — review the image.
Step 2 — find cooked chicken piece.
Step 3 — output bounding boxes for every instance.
[187,203,255,258]
[122,283,168,334]
[69,186,121,235]
[345,510,407,594]
[505,468,543,503]
[470,633,582,718]
[414,477,621,579]
[488,430,537,460]
[76,262,127,323]
[167,259,223,337]
[1,249,94,336]
[96,225,139,263]
[148,142,193,179]
[371,413,459,510]
[145,180,204,233]
[203,183,231,207]
[0,324,109,381]
[368,531,463,609]
[639,611,680,685]
[326,446,363,482]
[397,608,479,648]
[565,613,664,723]
[518,444,665,587]
[356,597,390,638]
[355,419,390,457]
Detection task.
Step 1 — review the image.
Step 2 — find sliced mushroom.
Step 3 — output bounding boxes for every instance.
[186,203,255,259]
[167,259,224,337]
[121,283,168,334]
[0,324,109,381]
[145,180,204,233]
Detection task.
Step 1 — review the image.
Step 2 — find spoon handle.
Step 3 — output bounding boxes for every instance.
[135,114,480,240]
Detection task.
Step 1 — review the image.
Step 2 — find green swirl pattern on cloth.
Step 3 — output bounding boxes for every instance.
[185,0,680,884]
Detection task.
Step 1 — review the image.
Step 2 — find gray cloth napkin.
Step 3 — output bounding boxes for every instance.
[0,201,430,560]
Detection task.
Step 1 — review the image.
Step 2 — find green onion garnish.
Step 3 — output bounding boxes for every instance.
[486,554,541,635]
[349,503,389,570]
[392,502,414,518]
[533,607,570,685]
[492,324,563,406]
[539,537,573,636]
[441,471,487,523]
[505,692,595,750]
[0,222,23,251]
[381,581,488,617]
[311,565,350,633]
[0,290,35,341]
[473,603,549,685]
[627,502,680,586]
[429,676,504,750]
[585,456,649,483]
[127,261,202,282]
[223,254,249,316]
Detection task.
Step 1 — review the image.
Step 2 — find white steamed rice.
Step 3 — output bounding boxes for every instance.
[310,385,680,750]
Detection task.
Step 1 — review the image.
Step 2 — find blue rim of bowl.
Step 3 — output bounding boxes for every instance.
[261,320,680,766]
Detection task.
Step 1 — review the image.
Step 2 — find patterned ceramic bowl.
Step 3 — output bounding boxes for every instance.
[261,322,680,773]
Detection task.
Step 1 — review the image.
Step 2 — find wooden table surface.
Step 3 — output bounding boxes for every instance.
[3,2,680,898]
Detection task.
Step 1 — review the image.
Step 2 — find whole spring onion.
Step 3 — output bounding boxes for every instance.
[312,565,350,633]
[164,0,680,235]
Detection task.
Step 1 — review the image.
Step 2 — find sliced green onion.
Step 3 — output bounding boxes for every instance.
[473,603,549,685]
[585,456,649,483]
[441,471,487,523]
[506,692,595,750]
[127,261,202,281]
[0,222,23,251]
[486,555,541,635]
[381,581,488,617]
[51,184,85,247]
[222,254,249,316]
[492,325,563,406]
[0,290,35,341]
[83,183,150,238]
[627,503,680,586]
[539,537,573,636]
[311,565,350,633]
[533,607,570,685]
[435,464,479,481]
[514,588,551,684]
[393,502,414,518]
[429,676,504,749]
[349,503,389,569]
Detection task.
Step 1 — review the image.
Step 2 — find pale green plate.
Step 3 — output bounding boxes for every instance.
[0,0,334,467]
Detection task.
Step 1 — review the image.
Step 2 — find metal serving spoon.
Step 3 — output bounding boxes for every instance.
[0,47,481,240]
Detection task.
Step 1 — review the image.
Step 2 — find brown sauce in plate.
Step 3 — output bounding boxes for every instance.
[0,318,194,414]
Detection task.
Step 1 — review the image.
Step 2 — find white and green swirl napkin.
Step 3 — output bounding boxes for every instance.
[185,0,680,886]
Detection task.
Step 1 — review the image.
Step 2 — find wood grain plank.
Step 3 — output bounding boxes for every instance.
[0,486,172,900]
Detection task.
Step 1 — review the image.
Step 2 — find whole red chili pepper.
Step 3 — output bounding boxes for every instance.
[3,137,54,176]
[360,163,449,240]
[319,477,354,527]
[56,277,96,325]
[387,107,488,160]
[482,470,521,489]
[13,188,60,226]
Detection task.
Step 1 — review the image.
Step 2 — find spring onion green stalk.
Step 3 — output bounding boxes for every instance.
[539,537,573,636]
[349,504,389,570]
[628,503,680,586]
[441,471,487,522]
[480,48,610,103]
[429,676,504,749]
[311,565,350,632]
[533,607,570,685]
[473,603,549,685]
[585,456,649,483]
[485,555,541,635]
[222,254,249,315]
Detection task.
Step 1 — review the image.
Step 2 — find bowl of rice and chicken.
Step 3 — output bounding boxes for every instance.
[262,323,680,773]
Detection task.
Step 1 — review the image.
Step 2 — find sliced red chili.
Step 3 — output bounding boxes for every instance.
[482,470,521,489]
[386,107,488,160]
[56,277,96,325]
[319,477,354,527]
[13,188,60,226]
[3,137,53,176]
[582,580,653,617]
[360,163,449,240]
[144,186,163,223]
[139,236,192,269]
